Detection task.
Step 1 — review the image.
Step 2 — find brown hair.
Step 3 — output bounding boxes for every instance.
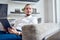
[22,4,31,11]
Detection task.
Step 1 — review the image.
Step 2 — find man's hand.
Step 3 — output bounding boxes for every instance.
[8,27,22,35]
[19,32,22,35]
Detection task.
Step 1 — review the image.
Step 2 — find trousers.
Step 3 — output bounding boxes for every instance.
[0,31,22,40]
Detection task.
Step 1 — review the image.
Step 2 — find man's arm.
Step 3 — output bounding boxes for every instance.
[32,17,38,24]
[8,27,22,35]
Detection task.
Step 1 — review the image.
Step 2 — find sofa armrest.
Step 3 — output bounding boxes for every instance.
[44,30,60,40]
[22,23,59,40]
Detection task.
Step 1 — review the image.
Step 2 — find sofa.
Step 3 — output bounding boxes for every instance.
[22,23,60,40]
[45,30,60,40]
[0,22,60,40]
[0,18,41,40]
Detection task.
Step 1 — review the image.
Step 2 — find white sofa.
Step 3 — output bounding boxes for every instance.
[22,23,60,40]
[0,19,59,40]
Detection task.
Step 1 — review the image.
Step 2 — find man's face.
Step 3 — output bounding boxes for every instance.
[24,5,33,15]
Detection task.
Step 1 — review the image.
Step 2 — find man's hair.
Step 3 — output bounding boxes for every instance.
[25,4,31,8]
[22,4,31,11]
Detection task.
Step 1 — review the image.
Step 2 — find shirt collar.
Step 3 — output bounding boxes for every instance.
[25,15,32,18]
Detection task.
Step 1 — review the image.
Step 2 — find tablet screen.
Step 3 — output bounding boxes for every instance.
[0,19,12,29]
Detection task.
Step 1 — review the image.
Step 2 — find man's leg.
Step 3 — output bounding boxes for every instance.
[0,31,22,40]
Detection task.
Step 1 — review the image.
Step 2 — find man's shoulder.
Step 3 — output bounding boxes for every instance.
[32,16,37,19]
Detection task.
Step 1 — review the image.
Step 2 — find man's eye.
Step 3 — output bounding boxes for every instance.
[26,8,31,10]
[29,8,31,9]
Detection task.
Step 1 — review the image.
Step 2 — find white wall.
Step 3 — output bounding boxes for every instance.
[56,0,60,24]
[0,0,58,23]
[33,0,44,23]
[8,3,25,14]
[0,0,45,23]
[44,0,54,23]
[0,0,57,23]
[56,0,60,23]
[0,0,8,3]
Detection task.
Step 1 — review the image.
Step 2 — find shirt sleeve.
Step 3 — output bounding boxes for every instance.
[14,18,27,31]
[32,17,38,24]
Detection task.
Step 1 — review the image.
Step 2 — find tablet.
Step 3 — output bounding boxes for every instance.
[0,19,12,29]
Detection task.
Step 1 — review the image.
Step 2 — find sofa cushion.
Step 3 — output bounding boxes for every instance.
[46,31,60,40]
[22,25,37,40]
[0,22,5,31]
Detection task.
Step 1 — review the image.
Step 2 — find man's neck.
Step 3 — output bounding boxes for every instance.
[26,14,30,17]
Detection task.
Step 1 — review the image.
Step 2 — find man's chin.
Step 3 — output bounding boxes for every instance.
[26,14,30,16]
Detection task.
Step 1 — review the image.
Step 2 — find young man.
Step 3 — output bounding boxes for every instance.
[8,4,38,37]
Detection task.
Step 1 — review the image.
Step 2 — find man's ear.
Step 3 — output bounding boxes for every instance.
[22,8,25,11]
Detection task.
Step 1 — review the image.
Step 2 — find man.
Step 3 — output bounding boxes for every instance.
[8,4,38,38]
